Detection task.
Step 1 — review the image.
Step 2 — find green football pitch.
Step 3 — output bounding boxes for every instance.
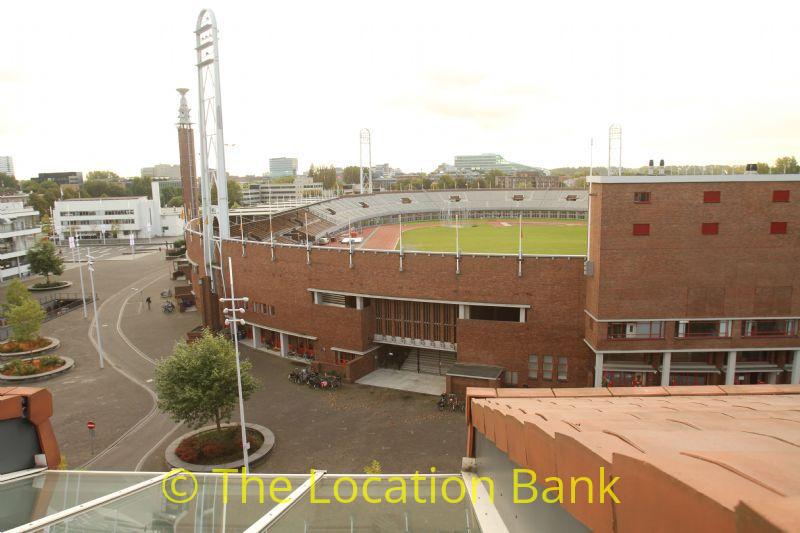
[397,220,587,255]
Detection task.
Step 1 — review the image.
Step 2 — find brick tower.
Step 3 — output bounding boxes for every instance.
[176,88,198,221]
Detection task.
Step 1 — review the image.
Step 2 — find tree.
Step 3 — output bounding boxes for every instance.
[4,279,31,311]
[7,298,45,343]
[484,169,504,188]
[773,156,799,174]
[155,329,259,432]
[126,176,152,197]
[26,238,64,285]
[342,166,362,185]
[211,179,242,207]
[167,196,184,207]
[40,214,53,236]
[0,172,17,190]
[757,162,771,174]
[86,170,120,181]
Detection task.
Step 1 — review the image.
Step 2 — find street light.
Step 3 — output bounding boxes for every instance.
[87,250,105,369]
[220,256,250,472]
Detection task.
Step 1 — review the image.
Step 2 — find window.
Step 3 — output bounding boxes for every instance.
[632,223,650,236]
[742,319,798,337]
[704,191,721,203]
[770,222,788,234]
[678,320,723,338]
[469,305,520,322]
[512,194,524,201]
[633,192,651,203]
[565,194,578,201]
[557,357,568,381]
[449,195,461,202]
[400,197,412,204]
[773,190,790,202]
[608,321,664,339]
[701,222,719,235]
[504,371,519,385]
[528,355,538,380]
[542,356,553,381]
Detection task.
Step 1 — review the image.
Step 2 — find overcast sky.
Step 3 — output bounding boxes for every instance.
[2,1,798,178]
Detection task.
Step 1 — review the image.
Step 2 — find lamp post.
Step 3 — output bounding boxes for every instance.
[87,250,105,369]
[70,236,88,318]
[220,256,250,472]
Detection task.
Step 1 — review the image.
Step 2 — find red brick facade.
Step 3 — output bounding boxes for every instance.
[186,176,800,390]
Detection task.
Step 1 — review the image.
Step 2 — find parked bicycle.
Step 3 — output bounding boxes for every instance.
[437,393,464,412]
[162,301,175,314]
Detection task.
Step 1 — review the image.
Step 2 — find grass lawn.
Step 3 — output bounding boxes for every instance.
[398,221,587,255]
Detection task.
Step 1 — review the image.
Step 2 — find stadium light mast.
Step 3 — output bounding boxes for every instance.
[359,129,372,194]
[608,124,622,176]
[196,8,230,292]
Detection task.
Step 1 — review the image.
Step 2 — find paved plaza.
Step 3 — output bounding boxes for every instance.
[1,250,465,474]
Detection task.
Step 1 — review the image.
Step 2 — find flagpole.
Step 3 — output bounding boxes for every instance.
[399,214,404,272]
[518,213,523,277]
[269,210,275,261]
[455,213,460,275]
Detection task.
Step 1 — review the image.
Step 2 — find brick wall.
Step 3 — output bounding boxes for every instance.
[187,231,592,388]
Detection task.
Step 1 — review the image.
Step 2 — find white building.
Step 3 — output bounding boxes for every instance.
[141,164,181,179]
[240,176,327,207]
[53,183,183,240]
[0,195,41,281]
[0,156,13,176]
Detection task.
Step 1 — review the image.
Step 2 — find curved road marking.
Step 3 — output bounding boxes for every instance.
[79,268,170,469]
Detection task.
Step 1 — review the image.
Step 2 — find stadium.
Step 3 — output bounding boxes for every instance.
[185,174,800,395]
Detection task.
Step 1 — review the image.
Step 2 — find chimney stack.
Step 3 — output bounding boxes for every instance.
[658,159,665,176]
[647,159,654,176]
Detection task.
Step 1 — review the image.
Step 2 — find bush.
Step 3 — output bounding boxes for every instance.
[201,442,225,458]
[39,355,61,367]
[175,441,199,463]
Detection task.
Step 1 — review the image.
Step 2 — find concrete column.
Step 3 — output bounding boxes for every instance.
[660,352,672,387]
[594,353,604,387]
[791,350,800,385]
[280,332,288,357]
[725,351,737,385]
[356,296,364,310]
[253,326,262,349]
[519,308,526,323]
[767,372,777,384]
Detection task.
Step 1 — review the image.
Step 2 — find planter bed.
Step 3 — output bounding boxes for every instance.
[0,337,60,358]
[0,355,74,382]
[165,423,274,472]
[28,281,72,292]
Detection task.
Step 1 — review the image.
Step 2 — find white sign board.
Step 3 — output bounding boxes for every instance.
[68,236,75,249]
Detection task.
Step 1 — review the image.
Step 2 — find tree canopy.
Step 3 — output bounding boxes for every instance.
[7,298,45,343]
[86,170,121,181]
[155,329,259,432]
[26,238,64,285]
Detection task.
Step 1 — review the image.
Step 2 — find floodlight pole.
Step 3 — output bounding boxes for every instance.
[73,242,87,318]
[221,256,250,472]
[87,250,105,369]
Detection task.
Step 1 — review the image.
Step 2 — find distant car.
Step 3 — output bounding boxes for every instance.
[317,237,330,245]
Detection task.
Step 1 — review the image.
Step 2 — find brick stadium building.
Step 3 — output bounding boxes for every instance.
[185,174,800,393]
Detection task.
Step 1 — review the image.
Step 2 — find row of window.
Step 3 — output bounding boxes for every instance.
[633,190,790,204]
[606,319,799,340]
[523,354,568,382]
[59,209,135,217]
[250,301,276,316]
[62,219,136,227]
[632,222,788,236]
